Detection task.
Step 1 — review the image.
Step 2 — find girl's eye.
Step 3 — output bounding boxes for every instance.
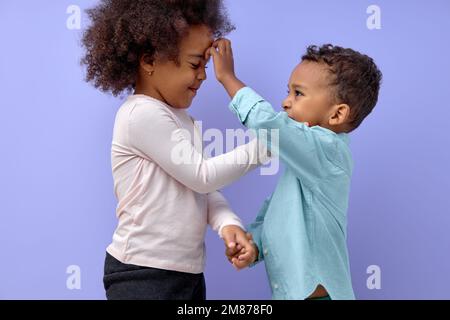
[191,63,208,70]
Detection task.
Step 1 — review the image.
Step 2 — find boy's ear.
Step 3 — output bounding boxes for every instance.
[328,103,351,126]
[139,54,155,74]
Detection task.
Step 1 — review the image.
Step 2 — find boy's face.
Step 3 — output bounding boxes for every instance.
[283,61,335,127]
[142,25,213,109]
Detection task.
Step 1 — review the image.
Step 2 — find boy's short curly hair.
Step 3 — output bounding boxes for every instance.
[302,44,382,131]
[81,0,234,96]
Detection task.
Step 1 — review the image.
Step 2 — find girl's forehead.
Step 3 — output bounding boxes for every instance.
[180,25,214,56]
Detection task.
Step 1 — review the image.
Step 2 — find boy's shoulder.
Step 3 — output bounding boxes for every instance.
[309,126,353,175]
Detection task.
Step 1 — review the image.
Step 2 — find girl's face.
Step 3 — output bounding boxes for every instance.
[137,25,214,109]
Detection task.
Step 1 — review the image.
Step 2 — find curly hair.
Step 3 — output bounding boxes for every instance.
[81,0,234,96]
[302,44,382,131]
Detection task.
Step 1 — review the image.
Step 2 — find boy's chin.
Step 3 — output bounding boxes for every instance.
[287,113,303,123]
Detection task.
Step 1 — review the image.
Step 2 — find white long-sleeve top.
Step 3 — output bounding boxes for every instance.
[106,94,268,274]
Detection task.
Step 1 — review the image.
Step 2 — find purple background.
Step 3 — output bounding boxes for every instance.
[1,0,449,299]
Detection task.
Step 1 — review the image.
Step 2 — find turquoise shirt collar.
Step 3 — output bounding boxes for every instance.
[311,125,350,145]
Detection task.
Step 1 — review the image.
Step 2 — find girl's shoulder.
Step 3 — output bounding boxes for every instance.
[119,94,176,122]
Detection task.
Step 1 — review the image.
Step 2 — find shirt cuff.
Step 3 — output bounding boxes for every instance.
[218,219,246,239]
[249,242,264,268]
[229,87,265,124]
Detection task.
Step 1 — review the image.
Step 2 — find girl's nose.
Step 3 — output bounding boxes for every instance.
[198,67,207,81]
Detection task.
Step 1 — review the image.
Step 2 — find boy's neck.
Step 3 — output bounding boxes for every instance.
[319,123,349,134]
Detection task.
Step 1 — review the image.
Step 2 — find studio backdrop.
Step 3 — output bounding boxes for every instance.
[1,0,449,299]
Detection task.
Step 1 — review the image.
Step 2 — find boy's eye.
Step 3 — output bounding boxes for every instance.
[287,89,304,97]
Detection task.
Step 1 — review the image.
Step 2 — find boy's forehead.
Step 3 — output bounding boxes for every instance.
[290,61,330,88]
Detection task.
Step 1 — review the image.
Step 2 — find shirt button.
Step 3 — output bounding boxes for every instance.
[263,249,269,256]
[273,283,279,290]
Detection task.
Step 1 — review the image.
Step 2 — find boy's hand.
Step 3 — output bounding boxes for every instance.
[221,225,248,255]
[210,38,235,83]
[210,38,246,98]
[221,226,257,270]
[230,236,258,270]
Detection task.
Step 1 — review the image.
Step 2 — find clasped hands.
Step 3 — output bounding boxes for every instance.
[221,225,258,270]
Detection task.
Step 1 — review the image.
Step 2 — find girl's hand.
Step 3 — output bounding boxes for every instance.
[210,38,236,84]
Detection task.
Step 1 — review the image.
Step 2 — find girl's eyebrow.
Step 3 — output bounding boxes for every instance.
[188,53,211,64]
[188,54,205,59]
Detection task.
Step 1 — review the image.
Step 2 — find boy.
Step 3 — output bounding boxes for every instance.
[210,40,382,300]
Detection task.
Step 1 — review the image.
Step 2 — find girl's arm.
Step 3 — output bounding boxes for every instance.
[207,191,244,237]
[128,102,269,194]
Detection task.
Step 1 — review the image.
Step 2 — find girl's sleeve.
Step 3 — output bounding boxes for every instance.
[229,87,334,187]
[128,102,270,194]
[207,191,244,238]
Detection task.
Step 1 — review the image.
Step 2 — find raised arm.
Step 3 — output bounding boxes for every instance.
[211,39,332,185]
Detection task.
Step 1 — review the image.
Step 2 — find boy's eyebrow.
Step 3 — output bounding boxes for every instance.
[288,83,308,90]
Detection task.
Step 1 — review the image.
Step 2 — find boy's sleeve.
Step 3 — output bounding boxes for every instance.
[207,191,244,238]
[247,194,272,266]
[229,87,333,186]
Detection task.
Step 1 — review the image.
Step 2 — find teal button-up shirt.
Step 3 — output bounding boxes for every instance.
[229,87,355,300]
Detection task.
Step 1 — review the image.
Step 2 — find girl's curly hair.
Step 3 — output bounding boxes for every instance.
[81,0,234,96]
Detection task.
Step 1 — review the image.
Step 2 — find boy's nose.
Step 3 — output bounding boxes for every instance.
[282,98,291,109]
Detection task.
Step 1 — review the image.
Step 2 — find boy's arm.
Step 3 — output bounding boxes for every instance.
[210,39,246,98]
[211,40,329,185]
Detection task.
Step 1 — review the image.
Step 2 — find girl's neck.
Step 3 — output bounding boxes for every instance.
[134,79,169,106]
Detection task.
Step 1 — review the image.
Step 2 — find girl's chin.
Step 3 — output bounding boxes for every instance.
[179,99,194,109]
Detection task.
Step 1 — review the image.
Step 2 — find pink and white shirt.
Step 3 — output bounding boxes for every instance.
[106,94,268,274]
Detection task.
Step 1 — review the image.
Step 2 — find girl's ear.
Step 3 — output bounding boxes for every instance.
[328,103,351,126]
[140,54,155,75]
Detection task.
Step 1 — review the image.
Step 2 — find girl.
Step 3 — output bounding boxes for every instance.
[81,0,266,300]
